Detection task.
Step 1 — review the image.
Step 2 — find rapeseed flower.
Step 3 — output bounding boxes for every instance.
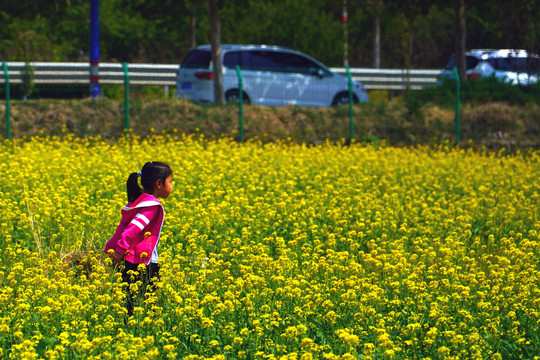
[0,136,538,359]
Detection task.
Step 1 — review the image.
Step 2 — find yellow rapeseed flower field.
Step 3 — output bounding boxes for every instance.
[0,135,539,359]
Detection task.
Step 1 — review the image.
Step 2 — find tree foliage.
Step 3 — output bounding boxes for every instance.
[0,0,538,68]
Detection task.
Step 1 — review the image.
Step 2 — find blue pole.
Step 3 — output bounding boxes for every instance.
[90,0,100,98]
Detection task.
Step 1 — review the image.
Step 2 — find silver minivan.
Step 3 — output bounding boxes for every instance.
[175,44,368,107]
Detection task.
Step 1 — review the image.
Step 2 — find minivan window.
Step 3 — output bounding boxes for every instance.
[223,51,240,68]
[181,50,212,68]
[223,51,249,68]
[242,50,326,75]
[279,53,325,75]
[244,51,283,72]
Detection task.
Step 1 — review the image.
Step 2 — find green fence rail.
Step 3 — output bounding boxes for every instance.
[2,62,11,140]
[346,65,354,142]
[123,62,130,134]
[235,65,244,143]
[453,67,461,146]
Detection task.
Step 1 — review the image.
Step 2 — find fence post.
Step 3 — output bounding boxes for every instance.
[452,67,460,145]
[2,62,11,140]
[346,65,354,142]
[123,63,130,134]
[236,65,244,143]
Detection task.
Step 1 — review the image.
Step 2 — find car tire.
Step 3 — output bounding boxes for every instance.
[332,92,358,106]
[225,89,250,105]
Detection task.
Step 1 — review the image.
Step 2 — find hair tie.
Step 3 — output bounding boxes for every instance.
[137,171,142,177]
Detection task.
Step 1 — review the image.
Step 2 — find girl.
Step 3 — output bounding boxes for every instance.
[104,161,173,317]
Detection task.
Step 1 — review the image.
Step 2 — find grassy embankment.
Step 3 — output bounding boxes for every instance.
[2,90,539,148]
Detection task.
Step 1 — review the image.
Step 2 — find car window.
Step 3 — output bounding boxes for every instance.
[444,55,479,70]
[181,50,211,68]
[466,57,480,69]
[527,57,540,73]
[223,51,241,68]
[488,56,540,72]
[243,51,283,72]
[488,57,511,71]
[279,53,327,75]
[511,57,540,72]
[242,50,327,75]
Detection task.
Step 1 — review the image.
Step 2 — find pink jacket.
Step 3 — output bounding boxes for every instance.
[104,193,165,265]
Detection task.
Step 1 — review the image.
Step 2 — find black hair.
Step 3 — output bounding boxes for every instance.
[126,161,173,203]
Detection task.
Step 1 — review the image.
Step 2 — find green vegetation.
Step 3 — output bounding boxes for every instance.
[1,0,540,69]
[408,77,540,108]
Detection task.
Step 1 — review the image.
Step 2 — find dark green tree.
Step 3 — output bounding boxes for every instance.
[0,0,538,70]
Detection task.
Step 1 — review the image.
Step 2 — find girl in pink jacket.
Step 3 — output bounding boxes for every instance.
[104,161,173,317]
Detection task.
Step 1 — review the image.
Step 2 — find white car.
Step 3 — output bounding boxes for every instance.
[438,49,540,85]
[175,44,368,107]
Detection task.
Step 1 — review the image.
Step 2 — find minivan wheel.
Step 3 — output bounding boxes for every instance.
[225,89,250,105]
[332,92,358,106]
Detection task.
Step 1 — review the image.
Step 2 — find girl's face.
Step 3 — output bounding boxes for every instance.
[154,175,173,199]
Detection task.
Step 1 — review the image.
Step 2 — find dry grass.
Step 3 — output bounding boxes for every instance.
[2,98,539,148]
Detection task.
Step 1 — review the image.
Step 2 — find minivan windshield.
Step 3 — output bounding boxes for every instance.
[181,50,212,68]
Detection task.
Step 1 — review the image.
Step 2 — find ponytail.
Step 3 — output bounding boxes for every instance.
[127,161,172,203]
[126,172,143,203]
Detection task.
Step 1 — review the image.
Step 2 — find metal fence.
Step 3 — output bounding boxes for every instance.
[0,62,440,91]
[1,62,538,148]
[0,62,176,86]
[0,61,442,140]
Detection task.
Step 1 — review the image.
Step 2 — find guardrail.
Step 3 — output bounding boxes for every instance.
[0,62,441,91]
[0,62,176,86]
[331,67,441,90]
